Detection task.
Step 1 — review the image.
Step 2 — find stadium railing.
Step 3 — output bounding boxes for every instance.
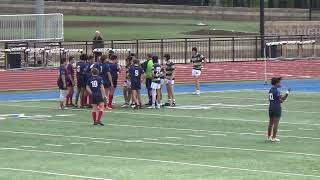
[0,34,319,69]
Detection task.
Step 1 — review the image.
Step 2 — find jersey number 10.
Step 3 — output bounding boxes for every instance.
[91,80,98,88]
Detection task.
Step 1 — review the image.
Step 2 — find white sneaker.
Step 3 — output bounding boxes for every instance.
[271,138,280,142]
[157,104,161,109]
[267,137,272,141]
[148,105,155,109]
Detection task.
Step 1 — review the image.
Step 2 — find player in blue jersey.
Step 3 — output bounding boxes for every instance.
[267,77,291,142]
[75,54,88,108]
[129,59,145,109]
[57,58,68,110]
[107,55,120,109]
[100,55,113,108]
[66,56,75,107]
[84,55,96,107]
[86,68,107,126]
[121,55,134,108]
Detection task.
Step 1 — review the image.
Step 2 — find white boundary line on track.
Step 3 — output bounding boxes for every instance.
[45,144,63,147]
[2,104,320,126]
[1,130,320,158]
[2,117,320,140]
[1,148,319,179]
[0,167,113,180]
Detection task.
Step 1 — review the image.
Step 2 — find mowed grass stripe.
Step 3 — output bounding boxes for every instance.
[1,148,319,179]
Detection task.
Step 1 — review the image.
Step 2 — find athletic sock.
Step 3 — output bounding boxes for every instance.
[108,95,113,107]
[91,112,97,123]
[98,111,103,122]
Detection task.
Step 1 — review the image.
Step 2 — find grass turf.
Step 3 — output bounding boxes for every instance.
[0,91,319,180]
[63,15,258,41]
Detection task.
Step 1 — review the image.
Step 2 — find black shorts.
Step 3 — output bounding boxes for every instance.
[146,78,152,91]
[131,82,141,90]
[66,79,74,87]
[92,95,104,105]
[77,77,86,88]
[269,107,282,119]
[112,77,118,88]
[57,81,67,90]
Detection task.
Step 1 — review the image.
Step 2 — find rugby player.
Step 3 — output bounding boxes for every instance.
[163,54,176,107]
[100,55,113,108]
[84,55,96,108]
[267,77,291,142]
[66,56,76,107]
[129,59,145,109]
[75,54,88,108]
[191,47,206,95]
[57,58,68,110]
[86,68,107,126]
[121,55,134,108]
[149,56,162,109]
[107,54,120,109]
[144,53,154,106]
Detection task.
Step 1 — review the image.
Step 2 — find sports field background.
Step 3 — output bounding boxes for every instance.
[63,15,259,41]
[0,80,319,180]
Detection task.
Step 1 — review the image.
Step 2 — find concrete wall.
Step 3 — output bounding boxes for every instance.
[0,0,309,21]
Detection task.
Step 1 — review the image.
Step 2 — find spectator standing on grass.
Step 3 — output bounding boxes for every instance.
[191,47,206,95]
[142,53,154,106]
[92,31,104,60]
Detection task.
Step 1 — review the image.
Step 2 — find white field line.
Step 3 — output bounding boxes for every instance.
[196,94,320,104]
[56,114,75,117]
[2,104,320,126]
[45,144,63,147]
[1,148,320,179]
[210,133,227,136]
[298,128,316,131]
[94,141,110,144]
[164,137,182,139]
[1,130,320,158]
[2,116,320,141]
[143,138,158,141]
[20,145,37,148]
[187,135,205,138]
[0,167,113,180]
[70,143,87,145]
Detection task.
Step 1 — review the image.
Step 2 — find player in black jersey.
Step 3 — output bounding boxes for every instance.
[163,54,176,107]
[191,47,206,95]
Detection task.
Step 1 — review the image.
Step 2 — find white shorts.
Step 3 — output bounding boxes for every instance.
[59,90,67,101]
[123,80,131,88]
[151,82,161,90]
[166,79,175,85]
[192,69,202,77]
[160,79,165,85]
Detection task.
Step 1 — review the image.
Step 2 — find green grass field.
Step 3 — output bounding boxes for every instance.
[0,91,319,180]
[64,15,259,41]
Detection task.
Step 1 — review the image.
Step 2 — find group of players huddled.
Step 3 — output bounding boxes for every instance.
[57,49,184,125]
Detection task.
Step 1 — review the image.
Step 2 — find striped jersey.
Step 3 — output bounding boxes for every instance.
[165,61,175,79]
[152,63,162,83]
[191,53,205,70]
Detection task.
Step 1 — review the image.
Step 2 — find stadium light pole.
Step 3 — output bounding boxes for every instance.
[260,0,265,58]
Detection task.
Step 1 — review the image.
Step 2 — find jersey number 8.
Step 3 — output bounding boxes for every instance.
[135,70,139,77]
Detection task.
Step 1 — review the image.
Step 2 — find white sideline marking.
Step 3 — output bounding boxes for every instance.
[1,148,320,179]
[45,144,63,147]
[94,141,110,144]
[2,130,320,157]
[70,143,87,145]
[0,167,113,180]
[20,145,37,148]
[0,117,5,120]
[165,137,182,139]
[299,128,315,131]
[187,135,205,138]
[56,114,75,117]
[143,138,158,141]
[211,133,227,136]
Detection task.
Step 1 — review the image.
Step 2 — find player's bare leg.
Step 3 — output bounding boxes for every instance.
[137,90,143,109]
[272,118,280,142]
[91,104,98,125]
[267,118,274,141]
[157,89,161,109]
[121,86,130,107]
[107,87,115,109]
[132,90,139,109]
[194,76,200,95]
[104,88,110,108]
[59,90,66,110]
[97,103,105,126]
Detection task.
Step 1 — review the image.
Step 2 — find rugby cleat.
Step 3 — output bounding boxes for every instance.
[271,138,280,142]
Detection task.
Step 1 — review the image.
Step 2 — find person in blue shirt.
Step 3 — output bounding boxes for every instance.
[66,56,76,107]
[129,59,145,109]
[75,54,88,108]
[86,68,107,126]
[107,55,120,109]
[57,58,68,110]
[84,55,96,108]
[100,55,113,108]
[267,77,291,142]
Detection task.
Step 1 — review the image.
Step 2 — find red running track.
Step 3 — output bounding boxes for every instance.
[0,60,320,91]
